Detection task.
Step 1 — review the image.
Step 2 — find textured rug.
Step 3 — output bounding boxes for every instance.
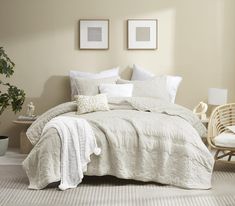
[0,162,235,206]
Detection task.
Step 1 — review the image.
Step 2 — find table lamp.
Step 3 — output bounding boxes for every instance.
[208,88,228,106]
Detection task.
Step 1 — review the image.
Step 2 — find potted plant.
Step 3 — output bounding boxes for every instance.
[0,47,25,156]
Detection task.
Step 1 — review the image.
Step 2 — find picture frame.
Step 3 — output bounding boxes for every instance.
[79,19,109,50]
[127,19,158,50]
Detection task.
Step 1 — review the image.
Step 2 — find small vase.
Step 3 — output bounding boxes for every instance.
[0,136,9,156]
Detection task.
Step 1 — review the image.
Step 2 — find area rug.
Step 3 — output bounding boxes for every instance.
[0,162,235,206]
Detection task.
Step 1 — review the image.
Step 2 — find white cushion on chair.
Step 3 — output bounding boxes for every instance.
[227,125,235,134]
[213,133,235,148]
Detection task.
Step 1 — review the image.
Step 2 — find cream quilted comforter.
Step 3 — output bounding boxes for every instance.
[23,97,214,190]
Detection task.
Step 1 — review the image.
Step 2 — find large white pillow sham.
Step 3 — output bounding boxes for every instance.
[131,64,182,103]
[75,94,109,114]
[74,76,118,97]
[117,76,170,102]
[131,65,155,80]
[166,75,182,103]
[99,83,133,97]
[70,67,119,99]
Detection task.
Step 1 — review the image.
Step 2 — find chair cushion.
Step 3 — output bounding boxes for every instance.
[213,132,235,148]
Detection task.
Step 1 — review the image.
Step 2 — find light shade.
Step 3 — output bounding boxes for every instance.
[208,88,228,105]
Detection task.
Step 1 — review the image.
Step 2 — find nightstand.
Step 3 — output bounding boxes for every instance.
[13,120,34,154]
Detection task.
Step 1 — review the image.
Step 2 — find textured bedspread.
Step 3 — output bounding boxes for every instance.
[23,97,214,190]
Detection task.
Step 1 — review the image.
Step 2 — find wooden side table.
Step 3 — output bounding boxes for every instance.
[13,120,34,154]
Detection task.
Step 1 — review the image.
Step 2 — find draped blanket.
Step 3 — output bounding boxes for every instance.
[23,97,214,190]
[42,116,101,190]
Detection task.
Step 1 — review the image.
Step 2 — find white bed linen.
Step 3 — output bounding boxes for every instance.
[23,97,214,190]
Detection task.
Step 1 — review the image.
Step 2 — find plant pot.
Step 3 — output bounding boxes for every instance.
[0,136,9,156]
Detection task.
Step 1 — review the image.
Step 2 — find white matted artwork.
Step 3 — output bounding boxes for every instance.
[127,19,158,50]
[79,19,109,50]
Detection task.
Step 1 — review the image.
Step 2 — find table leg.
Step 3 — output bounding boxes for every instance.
[20,128,33,154]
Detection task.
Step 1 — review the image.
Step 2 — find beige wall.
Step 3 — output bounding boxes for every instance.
[0,0,235,147]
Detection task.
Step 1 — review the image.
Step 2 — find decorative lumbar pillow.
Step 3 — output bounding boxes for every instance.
[131,64,182,103]
[99,83,133,97]
[75,94,109,114]
[73,76,118,97]
[69,67,119,99]
[117,76,170,102]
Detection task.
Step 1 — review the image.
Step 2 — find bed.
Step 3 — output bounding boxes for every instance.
[22,66,214,190]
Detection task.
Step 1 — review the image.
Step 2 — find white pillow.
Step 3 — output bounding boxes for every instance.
[213,132,235,148]
[99,83,133,97]
[131,64,182,103]
[75,94,109,114]
[70,67,119,99]
[166,75,183,103]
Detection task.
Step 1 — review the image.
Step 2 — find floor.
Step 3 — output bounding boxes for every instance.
[0,149,235,206]
[0,149,27,165]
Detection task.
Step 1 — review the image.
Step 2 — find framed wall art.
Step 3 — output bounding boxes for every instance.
[79,19,109,50]
[127,19,158,50]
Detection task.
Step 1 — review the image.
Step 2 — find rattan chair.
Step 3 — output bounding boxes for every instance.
[207,103,235,161]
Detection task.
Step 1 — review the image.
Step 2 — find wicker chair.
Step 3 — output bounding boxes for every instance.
[207,103,235,161]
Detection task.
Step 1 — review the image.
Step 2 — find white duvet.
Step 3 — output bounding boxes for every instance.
[23,97,214,190]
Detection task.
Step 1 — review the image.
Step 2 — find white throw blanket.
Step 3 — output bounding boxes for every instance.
[42,116,101,190]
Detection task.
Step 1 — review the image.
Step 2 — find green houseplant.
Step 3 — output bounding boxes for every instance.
[0,47,25,156]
